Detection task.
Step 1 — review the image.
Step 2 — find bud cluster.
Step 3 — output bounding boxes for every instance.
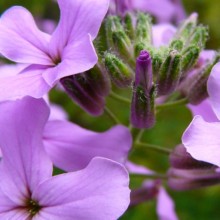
[61,12,218,129]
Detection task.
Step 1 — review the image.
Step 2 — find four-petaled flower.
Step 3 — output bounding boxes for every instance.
[0,0,109,101]
[0,97,130,219]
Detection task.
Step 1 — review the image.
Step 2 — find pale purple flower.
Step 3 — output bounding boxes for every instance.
[207,62,220,120]
[188,98,218,122]
[43,120,132,171]
[182,62,220,167]
[0,97,130,219]
[127,162,178,220]
[110,0,185,23]
[0,0,109,101]
[152,24,176,47]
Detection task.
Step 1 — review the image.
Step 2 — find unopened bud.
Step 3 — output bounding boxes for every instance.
[124,13,136,40]
[60,73,105,116]
[168,168,220,191]
[169,40,184,52]
[181,45,200,73]
[130,180,160,207]
[174,13,198,43]
[157,50,181,96]
[135,50,153,91]
[131,51,155,128]
[134,42,152,58]
[105,16,123,49]
[112,30,134,62]
[187,53,220,104]
[104,53,134,88]
[86,64,111,97]
[135,13,152,45]
[170,145,213,170]
[151,52,164,79]
[187,25,209,49]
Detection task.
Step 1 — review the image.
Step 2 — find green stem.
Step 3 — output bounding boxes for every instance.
[104,107,121,124]
[130,173,168,180]
[135,129,145,143]
[135,142,172,154]
[109,92,131,104]
[156,98,188,110]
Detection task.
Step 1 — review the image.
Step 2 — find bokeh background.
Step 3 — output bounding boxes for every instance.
[0,0,220,219]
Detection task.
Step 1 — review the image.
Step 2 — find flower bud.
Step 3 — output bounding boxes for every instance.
[170,144,214,170]
[135,13,152,45]
[187,53,220,104]
[174,13,198,43]
[105,16,123,49]
[104,53,134,88]
[112,30,134,63]
[157,50,181,96]
[130,180,160,207]
[168,168,220,191]
[169,40,184,52]
[60,71,106,116]
[168,144,220,190]
[181,45,200,73]
[124,13,136,40]
[134,42,152,59]
[186,25,208,49]
[151,51,164,79]
[131,50,156,128]
[86,64,111,96]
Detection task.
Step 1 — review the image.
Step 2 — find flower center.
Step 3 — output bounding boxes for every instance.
[26,199,41,216]
[53,56,61,65]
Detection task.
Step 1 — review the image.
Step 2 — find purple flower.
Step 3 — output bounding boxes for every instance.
[110,0,185,23]
[0,97,130,219]
[43,120,132,172]
[187,98,218,122]
[152,24,176,47]
[127,162,178,220]
[182,62,220,167]
[0,0,109,101]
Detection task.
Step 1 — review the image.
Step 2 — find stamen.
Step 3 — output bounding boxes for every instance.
[26,199,41,216]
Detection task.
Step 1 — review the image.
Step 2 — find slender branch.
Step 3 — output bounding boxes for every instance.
[135,129,145,143]
[135,142,172,154]
[109,92,131,104]
[156,98,188,110]
[104,107,121,124]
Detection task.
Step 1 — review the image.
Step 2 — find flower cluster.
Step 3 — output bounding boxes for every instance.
[0,0,219,219]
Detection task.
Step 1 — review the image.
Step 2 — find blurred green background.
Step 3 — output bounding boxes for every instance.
[1,0,220,219]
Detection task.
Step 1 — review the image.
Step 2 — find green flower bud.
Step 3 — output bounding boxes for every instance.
[124,13,135,40]
[135,12,152,45]
[170,40,184,52]
[151,51,164,79]
[181,45,200,73]
[157,50,181,96]
[187,25,209,49]
[105,16,124,49]
[112,30,134,63]
[174,13,198,43]
[104,53,134,88]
